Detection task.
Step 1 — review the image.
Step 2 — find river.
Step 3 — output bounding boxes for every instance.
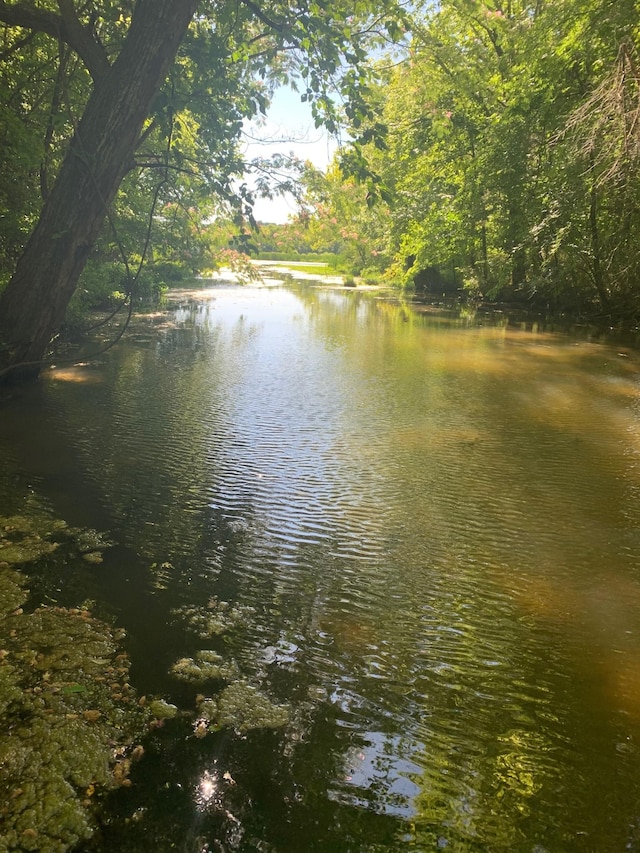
[2,279,640,852]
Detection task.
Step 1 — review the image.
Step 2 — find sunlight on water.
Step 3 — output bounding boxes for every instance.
[3,282,640,852]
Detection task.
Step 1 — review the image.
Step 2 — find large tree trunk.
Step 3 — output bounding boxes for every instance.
[0,0,198,382]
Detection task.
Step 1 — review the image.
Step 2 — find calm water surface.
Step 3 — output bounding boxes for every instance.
[3,281,640,852]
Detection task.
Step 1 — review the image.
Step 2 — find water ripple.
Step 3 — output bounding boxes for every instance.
[27,283,640,851]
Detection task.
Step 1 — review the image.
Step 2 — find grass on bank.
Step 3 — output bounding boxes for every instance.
[268,261,333,276]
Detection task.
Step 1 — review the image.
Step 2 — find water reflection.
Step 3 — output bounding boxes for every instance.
[2,282,640,851]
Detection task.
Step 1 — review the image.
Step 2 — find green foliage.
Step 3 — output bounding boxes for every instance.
[312,0,640,317]
[5,0,639,322]
[296,162,393,275]
[65,256,198,329]
[70,261,129,314]
[0,0,409,347]
[254,251,342,265]
[150,261,192,284]
[66,259,169,327]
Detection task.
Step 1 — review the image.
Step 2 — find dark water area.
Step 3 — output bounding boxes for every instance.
[3,281,640,851]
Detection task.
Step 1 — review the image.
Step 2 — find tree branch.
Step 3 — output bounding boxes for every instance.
[237,0,288,37]
[56,0,109,79]
[0,0,110,82]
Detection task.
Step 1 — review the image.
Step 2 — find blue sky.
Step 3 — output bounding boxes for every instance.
[241,86,337,223]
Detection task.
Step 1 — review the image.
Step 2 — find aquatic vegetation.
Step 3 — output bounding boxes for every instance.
[0,506,149,853]
[170,649,239,683]
[0,604,149,852]
[148,699,179,719]
[217,681,289,733]
[195,682,289,734]
[0,533,59,564]
[169,597,253,638]
[0,602,151,851]
[69,527,113,554]
[168,600,288,736]
[0,511,110,569]
[82,551,104,564]
[0,495,288,851]
[1,512,68,540]
[0,564,27,614]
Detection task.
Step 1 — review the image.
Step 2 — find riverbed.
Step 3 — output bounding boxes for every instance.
[2,280,640,852]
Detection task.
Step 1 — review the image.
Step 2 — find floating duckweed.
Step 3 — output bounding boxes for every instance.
[215,681,289,733]
[170,598,253,638]
[170,649,239,683]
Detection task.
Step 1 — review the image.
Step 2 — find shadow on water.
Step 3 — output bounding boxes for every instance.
[3,282,640,851]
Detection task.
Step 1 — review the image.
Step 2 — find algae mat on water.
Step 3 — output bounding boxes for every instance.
[0,498,291,852]
[0,506,150,853]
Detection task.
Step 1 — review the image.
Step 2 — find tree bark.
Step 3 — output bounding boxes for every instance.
[0,0,199,381]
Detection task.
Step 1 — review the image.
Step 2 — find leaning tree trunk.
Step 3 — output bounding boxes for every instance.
[0,0,198,382]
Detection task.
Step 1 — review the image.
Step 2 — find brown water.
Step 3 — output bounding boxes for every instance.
[3,281,640,852]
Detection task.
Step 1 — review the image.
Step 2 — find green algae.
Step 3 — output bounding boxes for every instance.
[82,550,104,564]
[0,605,150,852]
[168,595,289,735]
[0,508,111,570]
[69,527,112,554]
[170,649,239,683]
[0,511,65,566]
[169,597,253,638]
[0,500,149,853]
[0,662,22,716]
[0,564,28,614]
[0,493,288,850]
[168,599,289,737]
[148,699,179,719]
[194,681,289,735]
[216,681,289,732]
[0,512,68,539]
[0,537,59,565]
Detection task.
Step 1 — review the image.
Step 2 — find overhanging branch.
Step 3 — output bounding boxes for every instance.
[0,0,110,82]
[237,0,288,37]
